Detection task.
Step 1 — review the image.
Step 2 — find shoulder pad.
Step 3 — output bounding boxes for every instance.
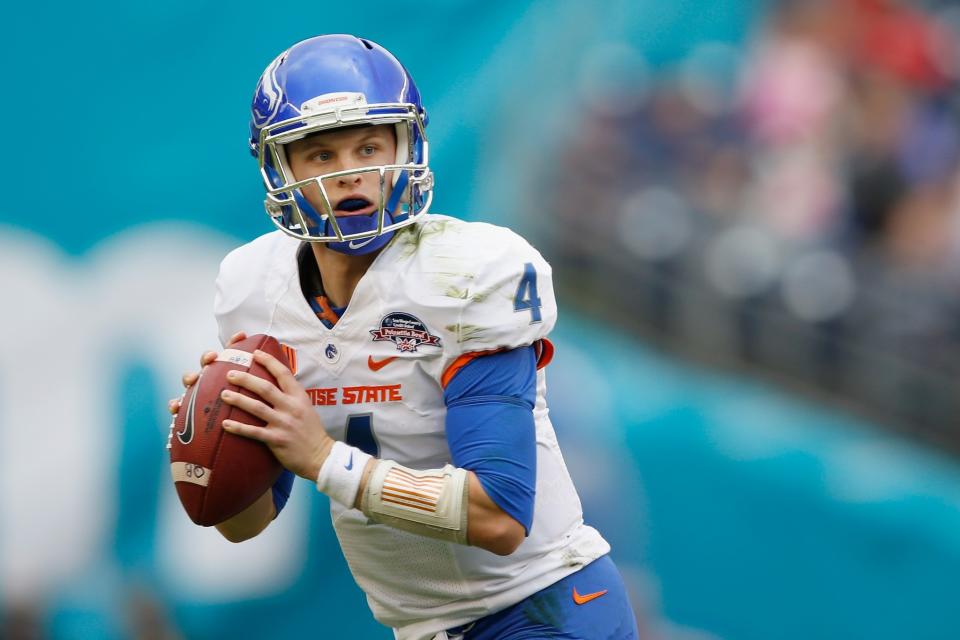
[389,216,556,355]
[214,231,297,346]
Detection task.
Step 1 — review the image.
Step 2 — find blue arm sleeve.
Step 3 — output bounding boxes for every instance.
[444,346,538,535]
[271,469,295,517]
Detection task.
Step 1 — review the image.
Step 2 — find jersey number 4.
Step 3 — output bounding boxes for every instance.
[514,263,542,324]
[345,414,380,457]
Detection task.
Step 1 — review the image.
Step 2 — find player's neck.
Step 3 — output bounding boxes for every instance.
[309,242,380,308]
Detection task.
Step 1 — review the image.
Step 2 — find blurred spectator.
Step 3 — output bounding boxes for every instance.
[1,601,44,640]
[537,0,960,447]
[125,587,182,640]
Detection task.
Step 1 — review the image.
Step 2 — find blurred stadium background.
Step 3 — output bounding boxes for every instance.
[3,0,960,638]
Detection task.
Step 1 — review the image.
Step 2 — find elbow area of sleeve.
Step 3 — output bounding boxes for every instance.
[445,399,537,535]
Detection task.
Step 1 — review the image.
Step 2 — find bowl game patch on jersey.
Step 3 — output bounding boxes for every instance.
[370,312,442,353]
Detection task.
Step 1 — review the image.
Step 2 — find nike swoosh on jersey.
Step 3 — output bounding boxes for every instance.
[368,356,399,371]
[345,451,354,471]
[572,588,608,605]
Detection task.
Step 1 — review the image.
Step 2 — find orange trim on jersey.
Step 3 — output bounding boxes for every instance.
[279,343,298,375]
[440,348,505,389]
[535,338,555,370]
[441,339,556,389]
[314,295,341,327]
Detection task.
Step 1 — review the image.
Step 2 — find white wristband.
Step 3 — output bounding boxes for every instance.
[315,441,372,508]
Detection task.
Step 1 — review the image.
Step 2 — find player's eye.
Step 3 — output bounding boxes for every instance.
[360,145,377,157]
[314,151,331,162]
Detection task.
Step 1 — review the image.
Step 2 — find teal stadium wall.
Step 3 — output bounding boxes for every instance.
[2,1,958,639]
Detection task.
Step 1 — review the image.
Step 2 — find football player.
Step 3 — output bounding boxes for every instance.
[171,34,639,640]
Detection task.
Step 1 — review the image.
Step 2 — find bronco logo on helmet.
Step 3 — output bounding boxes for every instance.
[251,51,289,130]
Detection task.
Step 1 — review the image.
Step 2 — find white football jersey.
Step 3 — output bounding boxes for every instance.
[214,214,610,640]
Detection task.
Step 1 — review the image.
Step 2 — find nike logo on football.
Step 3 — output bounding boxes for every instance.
[367,356,399,371]
[345,451,354,471]
[176,386,198,446]
[572,588,608,605]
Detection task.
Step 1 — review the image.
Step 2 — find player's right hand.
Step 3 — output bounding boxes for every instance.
[168,331,248,416]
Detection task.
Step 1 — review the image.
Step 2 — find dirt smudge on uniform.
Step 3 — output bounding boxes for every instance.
[392,226,420,260]
[444,323,486,343]
[444,286,469,300]
[470,283,502,304]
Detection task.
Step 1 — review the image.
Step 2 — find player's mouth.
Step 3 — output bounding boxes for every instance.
[334,196,377,217]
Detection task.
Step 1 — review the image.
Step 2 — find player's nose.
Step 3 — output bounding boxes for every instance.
[335,170,363,187]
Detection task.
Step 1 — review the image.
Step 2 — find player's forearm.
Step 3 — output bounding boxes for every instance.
[215,489,275,542]
[353,460,523,555]
[463,471,525,555]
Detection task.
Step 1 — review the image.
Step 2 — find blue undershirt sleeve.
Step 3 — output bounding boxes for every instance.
[444,346,538,535]
[271,469,295,517]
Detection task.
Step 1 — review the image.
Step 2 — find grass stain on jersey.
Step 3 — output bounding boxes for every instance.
[444,285,469,300]
[433,269,498,303]
[469,283,502,304]
[392,225,420,260]
[395,219,460,260]
[445,323,485,343]
[433,269,477,299]
[401,218,449,255]
[419,218,456,241]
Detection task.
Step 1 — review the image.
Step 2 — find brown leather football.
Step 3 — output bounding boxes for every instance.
[169,334,287,526]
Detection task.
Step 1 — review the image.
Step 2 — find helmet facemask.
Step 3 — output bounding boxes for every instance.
[257,100,433,253]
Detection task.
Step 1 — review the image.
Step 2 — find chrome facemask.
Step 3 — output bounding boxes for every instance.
[256,101,433,243]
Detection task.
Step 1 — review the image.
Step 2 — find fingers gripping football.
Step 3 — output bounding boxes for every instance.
[220,386,283,425]
[219,350,305,431]
[169,332,248,416]
[221,349,334,480]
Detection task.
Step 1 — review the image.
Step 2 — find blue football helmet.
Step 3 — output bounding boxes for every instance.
[249,35,433,254]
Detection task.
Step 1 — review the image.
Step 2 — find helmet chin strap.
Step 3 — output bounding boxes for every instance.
[294,171,411,256]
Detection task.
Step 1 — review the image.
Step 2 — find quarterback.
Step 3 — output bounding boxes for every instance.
[171,34,639,640]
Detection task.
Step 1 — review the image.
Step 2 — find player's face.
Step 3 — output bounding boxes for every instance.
[285,124,397,218]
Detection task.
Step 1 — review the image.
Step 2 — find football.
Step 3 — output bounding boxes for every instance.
[169,334,287,526]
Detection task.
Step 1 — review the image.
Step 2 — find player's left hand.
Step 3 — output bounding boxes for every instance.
[219,349,334,481]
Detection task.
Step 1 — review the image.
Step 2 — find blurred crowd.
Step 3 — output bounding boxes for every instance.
[538,0,960,448]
